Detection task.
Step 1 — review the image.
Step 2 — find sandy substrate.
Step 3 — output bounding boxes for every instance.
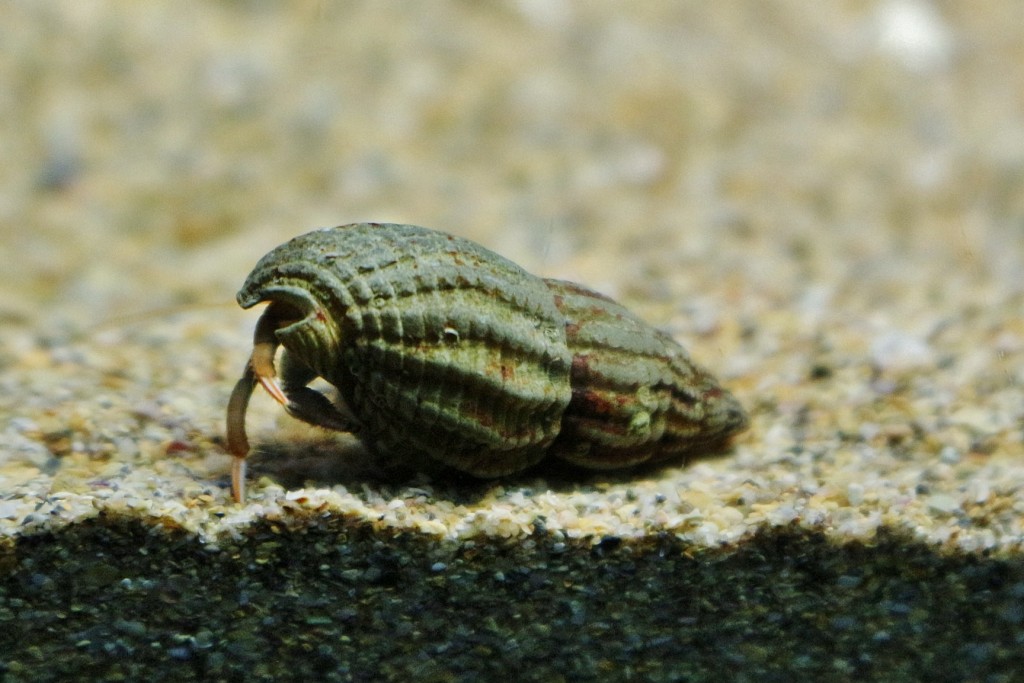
[2,2,1021,556]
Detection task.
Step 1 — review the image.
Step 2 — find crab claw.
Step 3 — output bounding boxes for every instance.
[250,338,288,407]
[250,305,290,407]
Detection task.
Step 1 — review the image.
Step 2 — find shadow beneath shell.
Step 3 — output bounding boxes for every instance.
[243,433,741,505]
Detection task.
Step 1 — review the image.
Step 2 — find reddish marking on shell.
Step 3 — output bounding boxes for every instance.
[315,308,328,322]
[570,353,592,378]
[551,279,617,302]
[575,388,615,416]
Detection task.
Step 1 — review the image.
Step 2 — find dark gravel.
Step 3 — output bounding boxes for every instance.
[2,514,1023,682]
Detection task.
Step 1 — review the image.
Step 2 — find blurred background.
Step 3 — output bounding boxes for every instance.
[0,0,1022,563]
[1,0,1021,345]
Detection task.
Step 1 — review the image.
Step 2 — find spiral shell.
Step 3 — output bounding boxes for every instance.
[226,223,747,501]
[544,278,747,468]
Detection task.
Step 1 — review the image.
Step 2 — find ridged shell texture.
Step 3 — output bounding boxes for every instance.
[230,223,747,482]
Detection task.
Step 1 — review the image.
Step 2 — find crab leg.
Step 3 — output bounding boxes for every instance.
[225,305,297,502]
[226,365,256,503]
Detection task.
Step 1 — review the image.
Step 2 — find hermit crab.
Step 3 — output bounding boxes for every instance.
[226,223,747,501]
